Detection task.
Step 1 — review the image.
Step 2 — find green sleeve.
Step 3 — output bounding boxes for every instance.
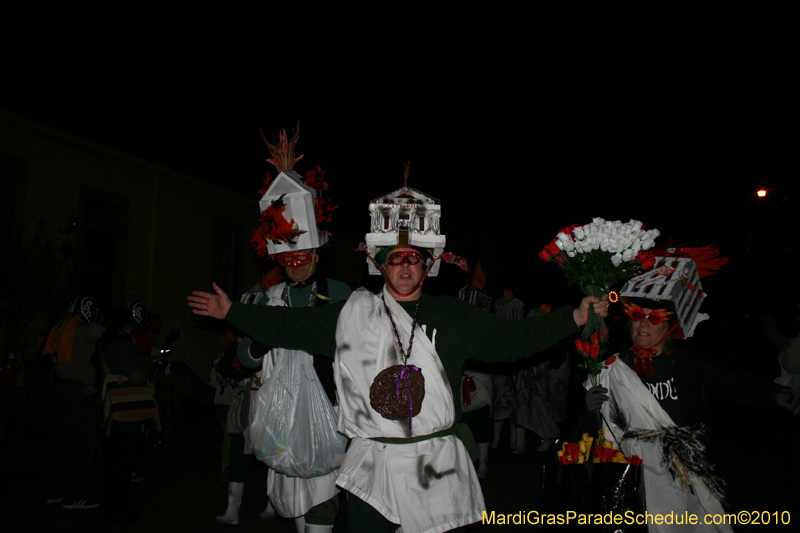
[225,299,346,358]
[424,297,578,365]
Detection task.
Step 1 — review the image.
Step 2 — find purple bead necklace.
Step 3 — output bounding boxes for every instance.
[381,291,422,436]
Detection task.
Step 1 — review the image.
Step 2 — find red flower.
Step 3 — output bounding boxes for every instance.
[258,172,274,196]
[538,241,562,263]
[260,265,283,289]
[315,197,337,225]
[303,166,329,191]
[588,343,600,359]
[591,332,599,345]
[252,195,305,254]
[559,223,580,236]
[574,339,586,355]
[635,250,656,270]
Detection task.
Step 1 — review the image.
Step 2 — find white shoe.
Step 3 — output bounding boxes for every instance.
[537,439,556,452]
[215,482,244,525]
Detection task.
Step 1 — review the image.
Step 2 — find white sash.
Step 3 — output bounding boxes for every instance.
[592,356,731,533]
[334,287,484,533]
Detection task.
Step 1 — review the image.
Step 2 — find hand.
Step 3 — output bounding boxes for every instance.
[573,294,610,327]
[187,282,232,320]
[586,386,609,412]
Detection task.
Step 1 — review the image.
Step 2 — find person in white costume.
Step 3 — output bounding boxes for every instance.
[215,249,350,533]
[190,242,608,533]
[585,269,800,532]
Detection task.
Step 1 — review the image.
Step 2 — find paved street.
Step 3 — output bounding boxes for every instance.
[2,399,797,532]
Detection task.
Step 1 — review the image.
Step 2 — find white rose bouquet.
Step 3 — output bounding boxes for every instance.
[539,218,659,379]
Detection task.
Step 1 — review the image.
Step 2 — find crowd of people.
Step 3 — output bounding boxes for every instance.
[43,297,165,525]
[34,132,800,533]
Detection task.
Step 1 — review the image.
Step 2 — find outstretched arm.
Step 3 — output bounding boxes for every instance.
[187,282,232,319]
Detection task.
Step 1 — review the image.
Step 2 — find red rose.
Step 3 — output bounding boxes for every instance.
[635,251,656,270]
[538,241,562,262]
[574,339,586,354]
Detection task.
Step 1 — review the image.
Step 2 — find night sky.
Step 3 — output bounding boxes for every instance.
[3,6,797,322]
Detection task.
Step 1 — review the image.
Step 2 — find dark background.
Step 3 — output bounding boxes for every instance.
[2,5,797,363]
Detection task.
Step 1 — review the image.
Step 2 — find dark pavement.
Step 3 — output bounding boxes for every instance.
[2,401,798,532]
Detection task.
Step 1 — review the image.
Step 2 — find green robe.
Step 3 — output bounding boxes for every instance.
[226,292,579,422]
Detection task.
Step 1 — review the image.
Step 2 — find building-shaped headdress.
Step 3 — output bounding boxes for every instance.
[251,124,334,256]
[365,167,446,275]
[618,246,729,338]
[494,290,525,321]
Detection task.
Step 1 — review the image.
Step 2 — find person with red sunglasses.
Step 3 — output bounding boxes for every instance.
[195,160,608,533]
[583,260,799,532]
[192,240,607,532]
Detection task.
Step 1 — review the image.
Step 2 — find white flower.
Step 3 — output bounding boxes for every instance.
[611,253,623,267]
[622,248,636,262]
[567,250,576,258]
[573,226,585,240]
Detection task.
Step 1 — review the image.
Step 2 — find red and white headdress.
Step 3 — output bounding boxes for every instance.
[250,123,336,257]
[619,246,730,338]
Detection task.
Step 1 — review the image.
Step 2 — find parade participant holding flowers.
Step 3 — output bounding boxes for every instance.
[190,178,608,533]
[541,223,800,532]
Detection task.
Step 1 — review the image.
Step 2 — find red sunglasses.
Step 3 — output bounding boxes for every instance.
[627,309,671,325]
[622,301,674,325]
[277,251,314,268]
[384,250,424,267]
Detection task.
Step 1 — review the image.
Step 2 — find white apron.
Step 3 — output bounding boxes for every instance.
[591,356,732,533]
[334,288,484,533]
[255,283,340,518]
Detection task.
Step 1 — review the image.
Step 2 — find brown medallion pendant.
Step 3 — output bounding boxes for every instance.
[369,364,426,420]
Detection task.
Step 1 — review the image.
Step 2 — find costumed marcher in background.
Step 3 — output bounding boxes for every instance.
[491,290,528,453]
[213,308,263,526]
[762,300,800,392]
[513,305,570,453]
[461,366,493,478]
[44,296,104,509]
[190,174,609,533]
[490,373,516,450]
[457,265,494,477]
[99,302,160,526]
[216,126,350,533]
[209,334,239,478]
[586,247,800,533]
